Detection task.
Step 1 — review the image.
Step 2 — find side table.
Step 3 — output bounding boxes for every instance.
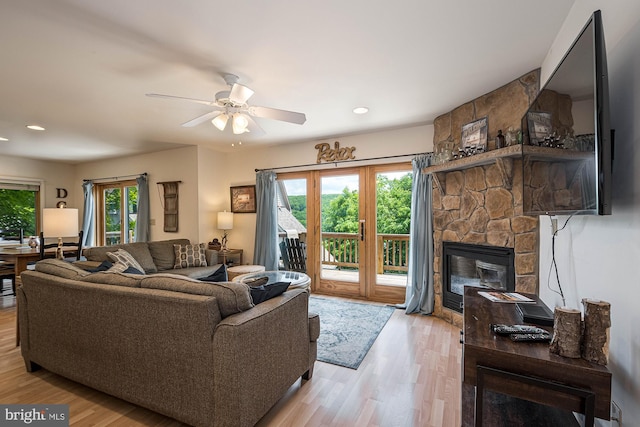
[217,249,243,266]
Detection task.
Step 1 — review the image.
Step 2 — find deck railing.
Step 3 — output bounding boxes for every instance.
[320,232,409,274]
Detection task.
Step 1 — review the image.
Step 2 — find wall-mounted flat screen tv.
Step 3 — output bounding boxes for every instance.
[521,10,612,215]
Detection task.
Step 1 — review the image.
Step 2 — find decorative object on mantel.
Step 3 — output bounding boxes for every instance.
[158,181,181,232]
[459,117,488,157]
[549,307,582,358]
[495,130,505,149]
[581,299,611,365]
[230,185,256,213]
[315,141,356,164]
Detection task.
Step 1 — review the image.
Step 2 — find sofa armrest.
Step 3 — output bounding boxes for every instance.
[212,289,312,427]
[308,312,320,342]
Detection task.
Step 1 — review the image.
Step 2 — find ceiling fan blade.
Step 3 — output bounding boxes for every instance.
[228,83,254,105]
[248,106,307,125]
[245,115,265,136]
[146,93,215,106]
[181,111,222,128]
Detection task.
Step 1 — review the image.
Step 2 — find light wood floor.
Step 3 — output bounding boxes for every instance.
[0,291,462,427]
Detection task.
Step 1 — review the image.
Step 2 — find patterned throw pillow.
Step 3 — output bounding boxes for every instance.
[173,243,208,269]
[106,249,145,273]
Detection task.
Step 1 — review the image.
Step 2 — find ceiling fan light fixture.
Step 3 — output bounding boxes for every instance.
[232,113,249,134]
[212,113,229,131]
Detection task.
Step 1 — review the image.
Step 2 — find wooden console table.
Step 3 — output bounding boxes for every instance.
[462,287,611,426]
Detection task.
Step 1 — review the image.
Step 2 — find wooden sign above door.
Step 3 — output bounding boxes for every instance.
[315,141,356,164]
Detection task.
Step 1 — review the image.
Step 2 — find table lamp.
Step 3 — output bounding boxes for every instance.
[43,207,79,260]
[217,211,234,251]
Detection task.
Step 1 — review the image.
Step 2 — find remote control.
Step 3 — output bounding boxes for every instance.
[491,324,547,335]
[509,332,552,342]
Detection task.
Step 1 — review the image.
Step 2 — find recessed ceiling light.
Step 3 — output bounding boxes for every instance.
[0,137,8,141]
[353,107,369,115]
[26,125,45,131]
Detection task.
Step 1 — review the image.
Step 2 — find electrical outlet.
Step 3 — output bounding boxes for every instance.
[550,216,558,235]
[611,400,622,424]
[149,218,156,226]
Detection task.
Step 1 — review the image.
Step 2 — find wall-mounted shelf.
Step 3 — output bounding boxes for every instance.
[423,145,594,175]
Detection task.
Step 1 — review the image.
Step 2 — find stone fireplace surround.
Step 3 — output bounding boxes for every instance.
[428,70,542,328]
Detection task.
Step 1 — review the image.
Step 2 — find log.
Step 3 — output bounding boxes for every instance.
[581,299,611,365]
[549,307,582,358]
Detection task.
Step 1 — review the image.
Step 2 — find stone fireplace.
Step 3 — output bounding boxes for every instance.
[430,158,539,327]
[442,241,516,313]
[428,70,542,328]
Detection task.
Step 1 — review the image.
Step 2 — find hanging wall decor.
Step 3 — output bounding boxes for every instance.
[158,181,181,232]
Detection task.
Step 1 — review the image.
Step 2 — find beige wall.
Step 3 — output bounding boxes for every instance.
[74,146,201,243]
[2,124,433,259]
[221,124,434,263]
[0,155,77,232]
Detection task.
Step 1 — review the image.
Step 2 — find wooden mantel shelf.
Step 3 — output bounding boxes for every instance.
[423,145,522,174]
[423,145,594,175]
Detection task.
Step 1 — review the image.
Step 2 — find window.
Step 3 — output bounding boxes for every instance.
[96,181,138,246]
[0,181,40,242]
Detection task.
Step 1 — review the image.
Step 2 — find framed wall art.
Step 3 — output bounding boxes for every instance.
[461,117,488,152]
[230,185,257,213]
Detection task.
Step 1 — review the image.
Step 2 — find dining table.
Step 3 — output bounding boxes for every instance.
[0,246,42,277]
[0,246,44,346]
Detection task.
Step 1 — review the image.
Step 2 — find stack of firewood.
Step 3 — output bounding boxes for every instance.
[549,299,611,365]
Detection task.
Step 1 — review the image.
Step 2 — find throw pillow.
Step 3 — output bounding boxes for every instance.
[122,266,144,275]
[173,243,208,269]
[199,264,228,282]
[250,281,290,304]
[87,260,113,272]
[106,249,145,272]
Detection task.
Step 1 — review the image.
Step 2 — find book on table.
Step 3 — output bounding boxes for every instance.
[478,291,535,303]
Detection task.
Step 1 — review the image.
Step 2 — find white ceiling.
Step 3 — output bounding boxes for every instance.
[0,0,575,163]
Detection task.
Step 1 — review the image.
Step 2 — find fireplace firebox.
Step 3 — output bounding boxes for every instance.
[442,242,515,312]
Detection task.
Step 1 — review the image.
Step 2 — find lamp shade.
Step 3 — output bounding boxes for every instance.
[43,208,79,237]
[212,113,229,131]
[217,211,234,230]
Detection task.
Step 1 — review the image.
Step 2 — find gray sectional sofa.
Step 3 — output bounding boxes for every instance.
[80,238,223,278]
[18,258,319,427]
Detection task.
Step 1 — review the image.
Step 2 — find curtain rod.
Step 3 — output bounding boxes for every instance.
[83,172,147,183]
[254,152,432,172]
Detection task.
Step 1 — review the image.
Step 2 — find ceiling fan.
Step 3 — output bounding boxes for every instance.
[146,74,306,135]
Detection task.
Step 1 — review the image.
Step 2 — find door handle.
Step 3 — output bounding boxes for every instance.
[360,220,365,241]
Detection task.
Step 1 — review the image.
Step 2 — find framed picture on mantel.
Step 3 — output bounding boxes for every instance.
[230,185,256,213]
[461,117,488,152]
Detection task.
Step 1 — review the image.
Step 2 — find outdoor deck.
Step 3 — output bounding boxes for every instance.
[320,267,407,287]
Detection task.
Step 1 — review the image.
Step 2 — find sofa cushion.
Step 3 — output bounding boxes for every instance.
[35,258,91,279]
[87,260,113,272]
[173,243,208,269]
[141,274,254,317]
[107,249,146,273]
[147,239,191,271]
[81,271,143,287]
[83,242,157,274]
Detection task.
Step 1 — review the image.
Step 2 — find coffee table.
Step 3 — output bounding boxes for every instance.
[233,270,311,291]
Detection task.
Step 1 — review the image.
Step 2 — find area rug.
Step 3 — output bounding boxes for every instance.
[308,296,396,369]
